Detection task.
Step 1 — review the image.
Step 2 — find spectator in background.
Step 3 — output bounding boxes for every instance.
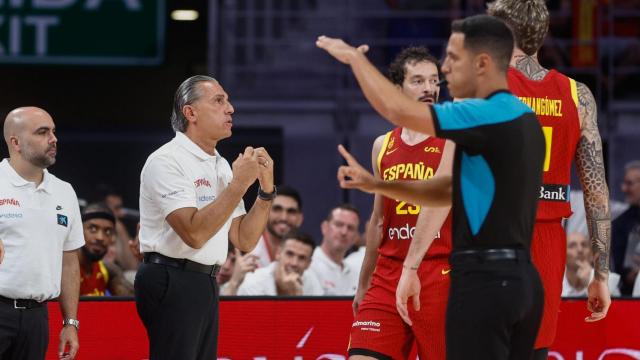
[79,203,134,296]
[249,185,304,268]
[308,204,360,295]
[92,183,140,272]
[238,230,323,296]
[562,232,620,297]
[613,160,640,295]
[217,242,258,296]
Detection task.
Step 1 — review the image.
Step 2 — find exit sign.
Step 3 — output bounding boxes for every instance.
[0,0,165,65]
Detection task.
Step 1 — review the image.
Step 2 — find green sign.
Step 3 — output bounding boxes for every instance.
[0,0,165,65]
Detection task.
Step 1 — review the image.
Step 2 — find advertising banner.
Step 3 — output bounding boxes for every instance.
[45,298,640,359]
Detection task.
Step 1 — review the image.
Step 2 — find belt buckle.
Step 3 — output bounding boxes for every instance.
[13,299,27,310]
[209,265,218,277]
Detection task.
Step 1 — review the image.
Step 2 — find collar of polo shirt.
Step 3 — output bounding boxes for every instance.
[0,159,54,193]
[174,132,219,162]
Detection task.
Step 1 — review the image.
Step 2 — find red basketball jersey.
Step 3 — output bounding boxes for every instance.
[508,68,581,221]
[377,128,452,261]
[80,261,109,296]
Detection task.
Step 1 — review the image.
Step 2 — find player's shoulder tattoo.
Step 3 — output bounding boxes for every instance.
[576,82,599,139]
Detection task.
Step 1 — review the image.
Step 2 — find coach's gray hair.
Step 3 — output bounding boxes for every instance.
[170,75,218,132]
[625,160,640,172]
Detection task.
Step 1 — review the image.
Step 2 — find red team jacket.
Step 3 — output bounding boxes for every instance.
[80,261,109,296]
[376,128,452,260]
[508,68,581,221]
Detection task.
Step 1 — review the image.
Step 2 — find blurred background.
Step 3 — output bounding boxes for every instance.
[1,0,638,241]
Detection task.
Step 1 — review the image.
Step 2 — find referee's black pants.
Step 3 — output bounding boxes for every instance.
[0,299,48,360]
[135,262,219,360]
[446,250,544,360]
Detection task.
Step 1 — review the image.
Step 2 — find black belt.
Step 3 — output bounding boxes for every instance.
[0,295,45,309]
[143,252,220,278]
[450,248,530,264]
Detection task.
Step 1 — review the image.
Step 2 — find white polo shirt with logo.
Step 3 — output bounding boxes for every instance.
[308,247,359,295]
[0,159,85,302]
[139,132,245,266]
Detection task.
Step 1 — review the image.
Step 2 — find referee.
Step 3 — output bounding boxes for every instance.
[320,15,545,359]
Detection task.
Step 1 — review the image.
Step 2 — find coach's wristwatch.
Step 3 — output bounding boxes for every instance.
[258,186,277,201]
[62,318,80,331]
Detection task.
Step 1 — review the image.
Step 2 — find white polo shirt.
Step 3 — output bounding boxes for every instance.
[308,248,359,295]
[236,262,323,296]
[0,159,84,302]
[139,132,245,266]
[249,233,276,268]
[344,246,365,280]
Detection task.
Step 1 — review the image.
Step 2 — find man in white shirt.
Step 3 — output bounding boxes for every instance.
[563,232,620,297]
[238,230,323,296]
[309,204,360,295]
[250,185,304,267]
[136,75,274,360]
[0,107,84,360]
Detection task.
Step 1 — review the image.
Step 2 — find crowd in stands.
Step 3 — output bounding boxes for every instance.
[78,159,640,299]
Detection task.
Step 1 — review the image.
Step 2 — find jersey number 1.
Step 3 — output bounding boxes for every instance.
[542,126,552,172]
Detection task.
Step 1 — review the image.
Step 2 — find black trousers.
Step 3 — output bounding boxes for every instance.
[446,251,544,360]
[0,301,49,360]
[135,262,219,360]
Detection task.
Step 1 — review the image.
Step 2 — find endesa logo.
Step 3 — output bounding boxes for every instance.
[194,178,211,188]
[388,224,415,240]
[388,224,440,240]
[198,195,215,203]
[0,198,20,207]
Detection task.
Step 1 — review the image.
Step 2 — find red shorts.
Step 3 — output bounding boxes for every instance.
[531,221,566,348]
[349,255,450,360]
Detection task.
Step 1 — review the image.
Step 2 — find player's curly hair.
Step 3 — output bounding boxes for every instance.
[487,0,549,56]
[388,47,439,86]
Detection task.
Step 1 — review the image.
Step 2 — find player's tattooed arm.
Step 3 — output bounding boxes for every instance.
[575,81,611,281]
[513,55,549,81]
